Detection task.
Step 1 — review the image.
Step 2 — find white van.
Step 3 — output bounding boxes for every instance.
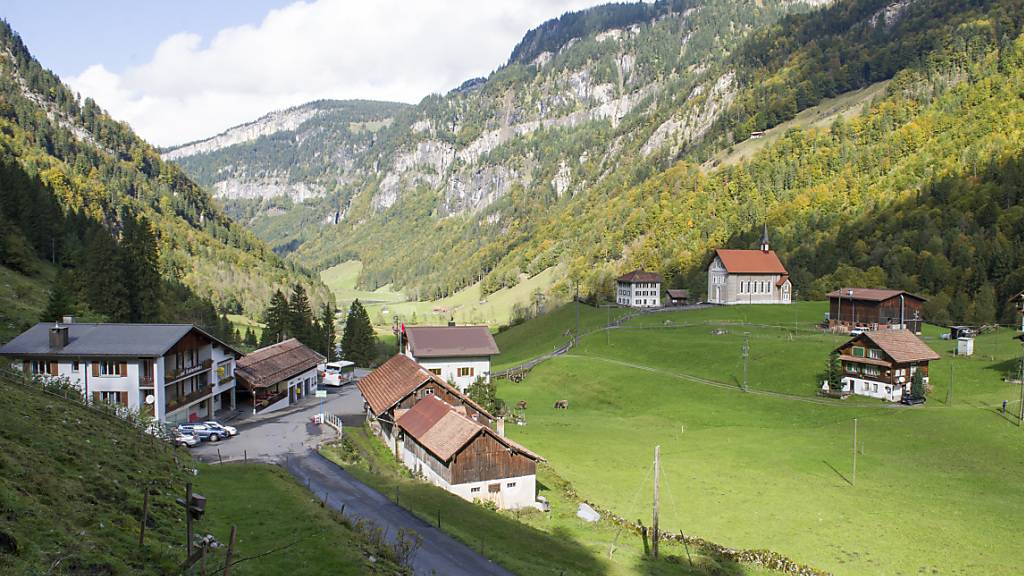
[323,360,356,387]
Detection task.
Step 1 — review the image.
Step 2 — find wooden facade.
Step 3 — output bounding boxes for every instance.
[833,331,939,401]
[450,431,536,485]
[394,380,492,424]
[827,289,925,334]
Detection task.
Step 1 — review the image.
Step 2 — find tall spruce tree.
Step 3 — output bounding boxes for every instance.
[120,212,161,322]
[41,269,75,322]
[320,302,337,360]
[341,299,375,367]
[82,227,130,321]
[288,283,315,345]
[262,290,290,345]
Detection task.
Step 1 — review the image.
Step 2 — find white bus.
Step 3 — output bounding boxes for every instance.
[323,360,356,387]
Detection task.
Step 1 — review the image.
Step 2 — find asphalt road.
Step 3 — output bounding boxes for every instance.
[191,379,512,576]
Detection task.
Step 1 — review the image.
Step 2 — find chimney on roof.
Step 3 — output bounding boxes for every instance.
[759,223,770,253]
[62,315,75,324]
[496,417,505,437]
[49,324,69,349]
[448,317,456,327]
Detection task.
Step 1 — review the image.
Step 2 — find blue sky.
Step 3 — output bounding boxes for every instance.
[4,1,289,78]
[3,0,601,146]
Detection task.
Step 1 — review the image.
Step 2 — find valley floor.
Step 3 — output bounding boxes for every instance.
[495,302,1024,575]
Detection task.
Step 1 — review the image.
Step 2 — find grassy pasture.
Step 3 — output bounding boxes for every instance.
[498,303,1024,575]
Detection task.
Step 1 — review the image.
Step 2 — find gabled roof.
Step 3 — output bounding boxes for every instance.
[826,288,927,303]
[398,396,543,463]
[714,249,788,275]
[357,354,493,418]
[617,269,663,283]
[837,330,940,364]
[0,323,240,358]
[666,289,689,298]
[235,338,324,389]
[405,325,499,358]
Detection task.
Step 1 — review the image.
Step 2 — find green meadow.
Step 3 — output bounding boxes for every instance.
[496,302,1024,575]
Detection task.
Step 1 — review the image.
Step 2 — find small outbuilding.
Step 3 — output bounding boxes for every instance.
[827,288,926,334]
[235,338,324,414]
[666,289,690,306]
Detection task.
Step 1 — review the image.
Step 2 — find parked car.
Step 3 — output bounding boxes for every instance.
[323,360,356,387]
[178,423,229,442]
[172,430,200,448]
[901,396,926,406]
[849,328,865,336]
[202,421,238,436]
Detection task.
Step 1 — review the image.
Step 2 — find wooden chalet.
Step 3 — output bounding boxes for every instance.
[666,289,690,306]
[397,395,543,509]
[832,330,940,402]
[235,338,323,414]
[357,354,493,453]
[827,288,926,334]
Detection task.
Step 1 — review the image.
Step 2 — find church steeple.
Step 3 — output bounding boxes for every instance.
[759,223,770,253]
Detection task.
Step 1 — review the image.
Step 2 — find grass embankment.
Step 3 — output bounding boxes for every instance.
[0,263,53,342]
[192,464,406,575]
[0,372,404,575]
[492,301,634,370]
[322,425,782,576]
[498,302,1024,575]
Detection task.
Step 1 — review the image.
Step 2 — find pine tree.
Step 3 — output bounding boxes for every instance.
[827,351,843,391]
[243,326,255,347]
[341,299,375,367]
[466,376,498,414]
[911,368,925,399]
[41,269,75,323]
[288,283,314,345]
[119,212,161,322]
[320,302,337,361]
[263,290,290,345]
[82,227,130,321]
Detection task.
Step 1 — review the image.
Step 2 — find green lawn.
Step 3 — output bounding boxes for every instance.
[0,263,53,342]
[321,425,782,576]
[320,260,406,307]
[497,303,1024,575]
[192,464,405,575]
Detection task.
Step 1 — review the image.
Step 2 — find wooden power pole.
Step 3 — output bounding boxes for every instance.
[741,335,750,392]
[652,445,661,559]
[852,419,858,486]
[186,482,194,556]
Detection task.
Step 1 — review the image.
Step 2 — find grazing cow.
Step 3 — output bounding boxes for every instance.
[515,400,528,410]
[553,399,569,410]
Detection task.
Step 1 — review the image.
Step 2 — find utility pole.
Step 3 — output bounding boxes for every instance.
[741,335,750,392]
[652,445,660,559]
[946,361,953,406]
[1018,349,1024,426]
[852,419,858,486]
[575,281,580,347]
[185,482,194,557]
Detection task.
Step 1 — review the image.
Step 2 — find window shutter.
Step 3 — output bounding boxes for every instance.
[91,363,99,377]
[92,392,100,403]
[49,362,58,375]
[120,392,129,407]
[119,362,127,377]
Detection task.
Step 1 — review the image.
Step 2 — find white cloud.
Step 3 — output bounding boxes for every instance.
[66,0,602,147]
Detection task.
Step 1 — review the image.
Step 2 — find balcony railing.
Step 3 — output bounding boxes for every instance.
[140,376,155,388]
[166,358,214,382]
[165,384,214,413]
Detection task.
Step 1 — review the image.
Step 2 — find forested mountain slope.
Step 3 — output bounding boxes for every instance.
[0,21,329,337]
[167,0,1024,328]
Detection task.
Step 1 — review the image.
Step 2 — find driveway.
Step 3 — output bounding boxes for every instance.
[191,379,513,576]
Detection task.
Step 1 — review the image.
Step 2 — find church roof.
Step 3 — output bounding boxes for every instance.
[714,249,788,275]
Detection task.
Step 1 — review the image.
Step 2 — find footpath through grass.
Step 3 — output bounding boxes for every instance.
[321,424,783,576]
[497,303,1024,575]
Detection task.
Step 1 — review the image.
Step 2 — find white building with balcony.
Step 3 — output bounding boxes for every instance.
[0,320,241,425]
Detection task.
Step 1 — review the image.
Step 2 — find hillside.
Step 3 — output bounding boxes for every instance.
[166,0,1024,327]
[0,20,330,336]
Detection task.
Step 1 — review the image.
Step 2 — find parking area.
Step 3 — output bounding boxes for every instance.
[190,377,367,464]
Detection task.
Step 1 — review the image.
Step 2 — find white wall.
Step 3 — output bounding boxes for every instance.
[841,376,904,401]
[401,443,537,510]
[616,281,661,308]
[415,356,491,392]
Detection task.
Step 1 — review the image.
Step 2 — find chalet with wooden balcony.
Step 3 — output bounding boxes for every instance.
[0,319,241,424]
[234,338,323,414]
[827,288,926,334]
[358,354,493,453]
[832,330,940,402]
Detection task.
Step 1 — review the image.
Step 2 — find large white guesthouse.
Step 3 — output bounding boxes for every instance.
[616,270,663,308]
[0,319,241,424]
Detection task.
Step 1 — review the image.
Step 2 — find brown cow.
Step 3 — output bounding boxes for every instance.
[553,399,569,409]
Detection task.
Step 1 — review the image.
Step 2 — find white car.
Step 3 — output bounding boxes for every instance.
[323,360,355,387]
[172,430,200,448]
[202,421,238,436]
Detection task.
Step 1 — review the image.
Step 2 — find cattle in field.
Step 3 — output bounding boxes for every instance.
[553,399,569,409]
[515,400,528,410]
